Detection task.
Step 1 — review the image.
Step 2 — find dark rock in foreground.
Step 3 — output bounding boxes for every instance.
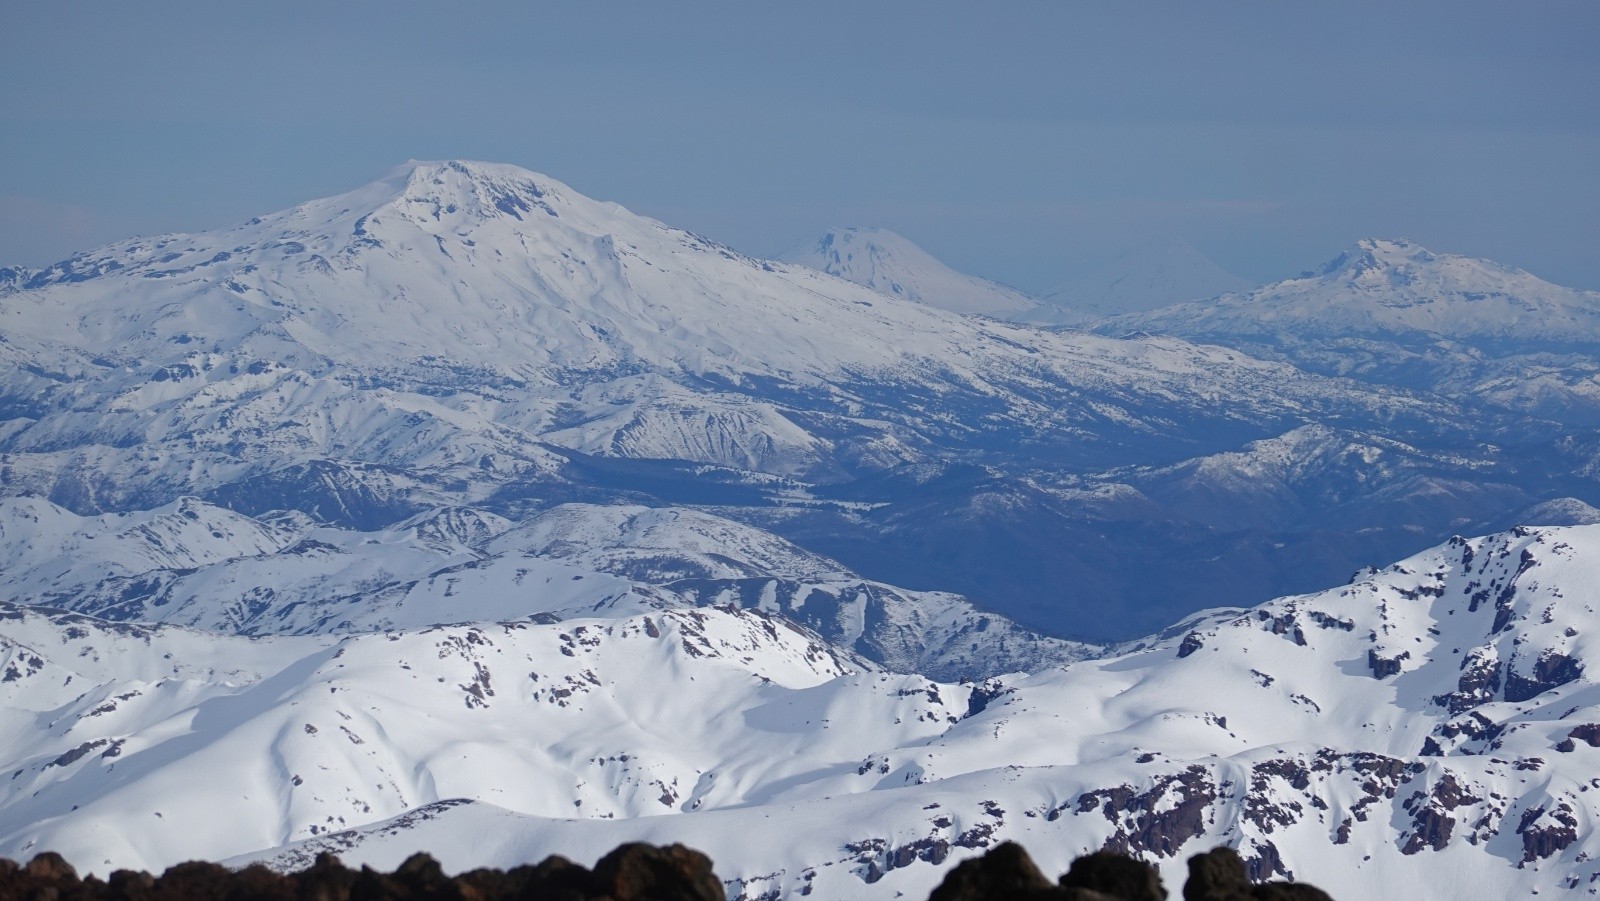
[0,842,1335,901]
[0,843,723,901]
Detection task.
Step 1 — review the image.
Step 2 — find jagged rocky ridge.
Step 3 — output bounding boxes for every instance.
[3,160,1582,640]
[7,525,1600,898]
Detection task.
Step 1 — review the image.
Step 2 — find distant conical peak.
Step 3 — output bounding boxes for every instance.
[810,227,915,259]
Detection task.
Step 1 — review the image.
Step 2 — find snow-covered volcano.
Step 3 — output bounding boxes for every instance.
[778,226,1048,319]
[0,162,1461,514]
[1109,238,1600,347]
[1102,238,1600,423]
[0,160,1530,639]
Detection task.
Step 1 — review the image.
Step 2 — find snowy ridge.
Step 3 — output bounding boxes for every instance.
[0,496,1084,679]
[1110,238,1600,346]
[8,526,1600,897]
[0,604,863,874]
[778,227,1044,318]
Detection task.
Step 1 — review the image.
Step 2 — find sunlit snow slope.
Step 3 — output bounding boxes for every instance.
[0,495,1085,679]
[7,527,1600,898]
[1,160,1524,639]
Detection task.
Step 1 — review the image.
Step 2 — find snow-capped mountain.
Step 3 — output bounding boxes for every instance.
[1045,238,1255,319]
[0,161,1452,515]
[1113,238,1600,346]
[8,525,1600,898]
[2,159,1530,639]
[1104,238,1600,424]
[0,495,1086,679]
[777,226,1047,319]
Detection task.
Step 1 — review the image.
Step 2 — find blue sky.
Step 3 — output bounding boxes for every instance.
[2,2,1597,291]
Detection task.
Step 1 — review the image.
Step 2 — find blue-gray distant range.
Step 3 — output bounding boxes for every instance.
[3,160,1598,649]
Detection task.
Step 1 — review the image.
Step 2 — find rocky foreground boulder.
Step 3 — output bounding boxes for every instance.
[0,842,1332,901]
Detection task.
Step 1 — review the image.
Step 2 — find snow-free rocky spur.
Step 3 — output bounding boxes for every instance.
[5,160,1600,897]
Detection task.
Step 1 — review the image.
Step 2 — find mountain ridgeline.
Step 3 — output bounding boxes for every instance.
[4,160,1600,898]
[2,161,1595,639]
[7,524,1600,897]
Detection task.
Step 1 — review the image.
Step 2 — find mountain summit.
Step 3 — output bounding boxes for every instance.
[778,226,1045,318]
[1111,237,1600,344]
[1101,237,1600,423]
[1,160,1428,515]
[0,161,1503,641]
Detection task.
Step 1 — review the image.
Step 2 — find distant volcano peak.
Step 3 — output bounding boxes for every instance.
[356,159,579,228]
[1309,238,1439,279]
[779,226,1041,317]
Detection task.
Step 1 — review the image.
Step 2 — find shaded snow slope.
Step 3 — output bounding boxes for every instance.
[8,526,1600,897]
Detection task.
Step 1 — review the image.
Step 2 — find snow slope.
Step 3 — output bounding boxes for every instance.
[0,496,1085,679]
[1111,238,1600,347]
[7,526,1600,897]
[778,227,1045,318]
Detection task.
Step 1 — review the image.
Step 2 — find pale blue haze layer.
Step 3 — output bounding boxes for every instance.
[1,1,1596,290]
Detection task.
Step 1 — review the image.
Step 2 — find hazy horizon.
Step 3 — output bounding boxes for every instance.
[2,2,1597,293]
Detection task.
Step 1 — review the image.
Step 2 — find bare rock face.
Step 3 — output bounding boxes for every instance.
[1182,847,1333,901]
[927,844,1336,901]
[1059,851,1167,901]
[592,843,726,901]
